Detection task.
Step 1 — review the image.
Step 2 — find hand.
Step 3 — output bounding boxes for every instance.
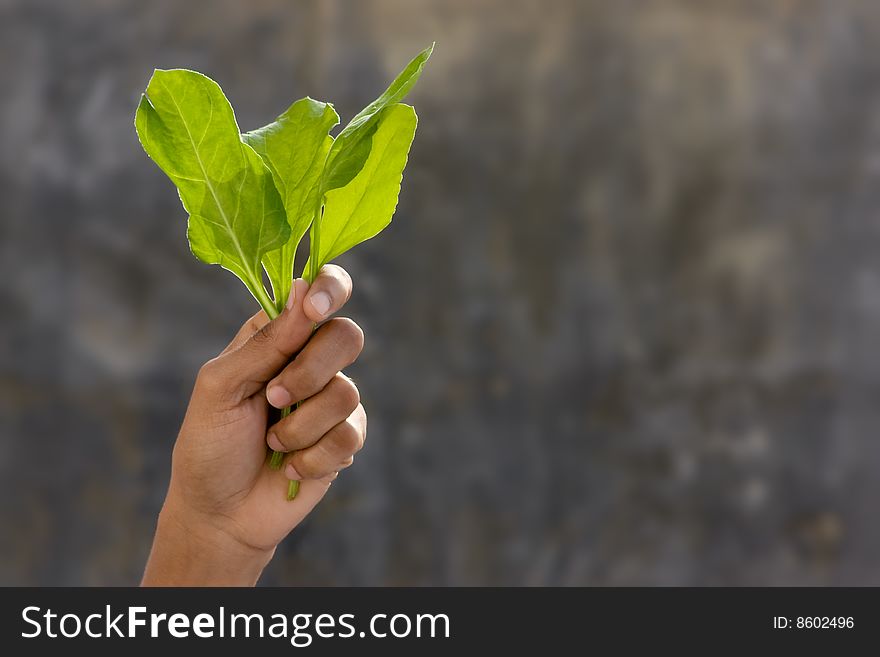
[142,265,366,586]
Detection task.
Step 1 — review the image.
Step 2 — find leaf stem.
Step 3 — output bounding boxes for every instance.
[263,192,323,500]
[250,280,296,499]
[269,449,285,469]
[307,194,325,284]
[250,276,279,321]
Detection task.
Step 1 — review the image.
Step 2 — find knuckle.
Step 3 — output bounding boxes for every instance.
[336,420,364,454]
[271,425,295,452]
[196,358,224,392]
[293,451,324,480]
[252,321,277,346]
[242,311,268,337]
[332,375,361,412]
[289,365,322,401]
[329,317,365,358]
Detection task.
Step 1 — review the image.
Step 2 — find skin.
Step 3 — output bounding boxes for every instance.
[142,264,366,586]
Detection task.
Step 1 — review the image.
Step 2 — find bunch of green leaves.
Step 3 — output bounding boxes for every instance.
[135,45,432,498]
[135,43,432,319]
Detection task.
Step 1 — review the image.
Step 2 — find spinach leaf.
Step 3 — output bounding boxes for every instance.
[243,98,340,313]
[135,69,287,314]
[321,42,433,194]
[304,103,418,279]
[304,44,432,283]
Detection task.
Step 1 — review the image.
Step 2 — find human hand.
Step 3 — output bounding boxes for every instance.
[142,265,366,586]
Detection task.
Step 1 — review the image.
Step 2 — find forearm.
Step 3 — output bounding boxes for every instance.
[142,496,274,587]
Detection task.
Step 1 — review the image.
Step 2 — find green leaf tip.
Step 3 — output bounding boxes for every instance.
[320,43,434,195]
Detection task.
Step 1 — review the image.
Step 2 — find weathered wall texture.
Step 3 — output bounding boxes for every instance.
[2,0,880,585]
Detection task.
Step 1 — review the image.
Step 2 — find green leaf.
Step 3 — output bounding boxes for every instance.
[304,103,418,279]
[243,98,339,313]
[321,43,433,194]
[135,68,286,314]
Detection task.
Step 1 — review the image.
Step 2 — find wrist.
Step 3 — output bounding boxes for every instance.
[142,491,274,586]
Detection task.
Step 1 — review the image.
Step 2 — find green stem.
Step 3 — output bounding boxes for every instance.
[251,278,278,319]
[270,326,317,498]
[269,449,285,469]
[269,403,302,502]
[247,276,298,499]
[307,193,325,284]
[264,192,323,500]
[295,191,322,497]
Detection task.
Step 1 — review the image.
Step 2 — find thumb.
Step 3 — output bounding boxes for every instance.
[204,279,313,400]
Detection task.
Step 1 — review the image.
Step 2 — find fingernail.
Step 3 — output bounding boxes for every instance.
[266,385,292,408]
[286,278,307,310]
[285,463,302,481]
[309,291,331,317]
[267,432,285,452]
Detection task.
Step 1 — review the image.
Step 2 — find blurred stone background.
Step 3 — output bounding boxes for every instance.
[2,0,880,585]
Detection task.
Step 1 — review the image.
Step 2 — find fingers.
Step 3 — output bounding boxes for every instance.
[197,279,313,401]
[303,264,352,324]
[266,374,360,452]
[281,403,367,481]
[221,309,268,355]
[198,265,355,403]
[265,317,364,409]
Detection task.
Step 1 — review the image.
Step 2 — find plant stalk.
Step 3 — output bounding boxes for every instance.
[269,404,302,502]
[265,194,323,500]
[251,282,300,500]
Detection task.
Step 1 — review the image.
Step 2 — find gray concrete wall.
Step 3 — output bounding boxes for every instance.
[2,0,879,585]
